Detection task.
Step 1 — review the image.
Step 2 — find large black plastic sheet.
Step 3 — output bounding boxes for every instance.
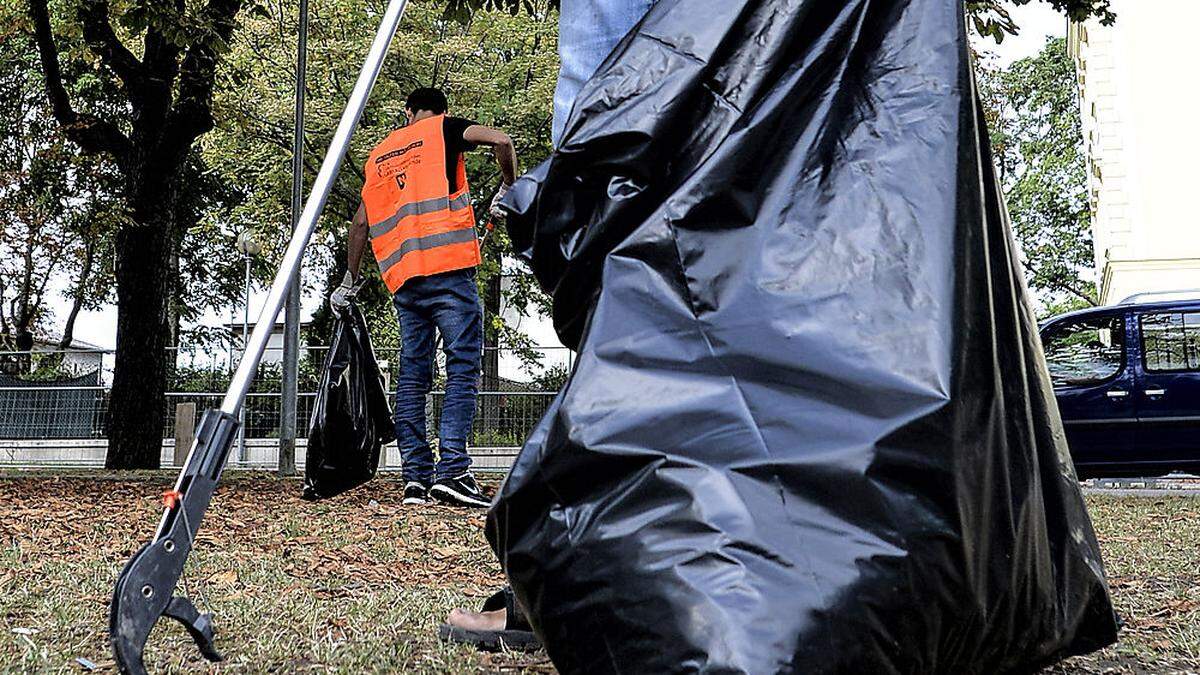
[302,302,393,500]
[488,0,1119,671]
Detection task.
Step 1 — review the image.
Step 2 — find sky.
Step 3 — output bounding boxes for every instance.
[48,2,1070,351]
[976,2,1069,67]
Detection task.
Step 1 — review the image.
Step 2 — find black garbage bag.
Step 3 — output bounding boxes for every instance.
[488,0,1119,672]
[302,302,394,500]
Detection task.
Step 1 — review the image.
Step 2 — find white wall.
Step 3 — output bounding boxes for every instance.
[498,271,571,383]
[232,330,287,365]
[1072,0,1200,303]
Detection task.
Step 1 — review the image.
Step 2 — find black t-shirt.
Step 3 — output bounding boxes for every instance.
[442,116,478,193]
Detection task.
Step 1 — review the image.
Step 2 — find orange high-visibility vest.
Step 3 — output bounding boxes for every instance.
[361,114,480,293]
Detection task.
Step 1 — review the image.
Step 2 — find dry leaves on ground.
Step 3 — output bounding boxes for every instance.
[1,475,1199,673]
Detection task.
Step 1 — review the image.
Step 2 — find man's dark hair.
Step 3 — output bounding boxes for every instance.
[405,87,448,115]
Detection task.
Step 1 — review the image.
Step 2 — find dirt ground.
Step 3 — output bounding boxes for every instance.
[0,473,1197,673]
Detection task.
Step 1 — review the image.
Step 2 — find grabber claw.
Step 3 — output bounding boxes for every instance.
[109,410,238,674]
[106,0,413,669]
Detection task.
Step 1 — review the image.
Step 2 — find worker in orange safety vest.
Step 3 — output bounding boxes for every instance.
[332,87,518,508]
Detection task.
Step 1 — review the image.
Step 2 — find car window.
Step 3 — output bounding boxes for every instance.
[1043,315,1124,386]
[1140,311,1200,372]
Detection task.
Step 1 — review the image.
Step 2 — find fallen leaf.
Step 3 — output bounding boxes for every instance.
[207,569,238,585]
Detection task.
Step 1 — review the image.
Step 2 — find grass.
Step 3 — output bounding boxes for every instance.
[0,474,1197,673]
[0,473,545,674]
[1049,494,1200,674]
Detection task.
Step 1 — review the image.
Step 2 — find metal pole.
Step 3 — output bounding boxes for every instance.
[278,0,308,477]
[220,0,410,416]
[227,306,234,373]
[240,252,250,462]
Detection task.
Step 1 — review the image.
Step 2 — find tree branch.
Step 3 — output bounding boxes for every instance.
[0,277,9,337]
[1057,280,1100,307]
[78,0,146,93]
[163,0,244,158]
[1018,252,1098,307]
[143,27,182,88]
[60,240,96,348]
[28,0,133,163]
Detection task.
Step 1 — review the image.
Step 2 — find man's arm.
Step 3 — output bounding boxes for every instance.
[463,125,518,185]
[347,201,369,279]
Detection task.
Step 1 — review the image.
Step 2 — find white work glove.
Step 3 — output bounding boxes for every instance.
[329,271,354,313]
[488,182,511,220]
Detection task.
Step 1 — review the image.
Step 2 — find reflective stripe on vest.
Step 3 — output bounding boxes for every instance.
[368,191,472,240]
[376,226,478,272]
[361,114,481,293]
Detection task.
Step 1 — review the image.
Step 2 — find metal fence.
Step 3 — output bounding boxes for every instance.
[0,345,568,470]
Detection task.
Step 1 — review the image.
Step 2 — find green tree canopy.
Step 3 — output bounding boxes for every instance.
[0,26,121,353]
[979,37,1096,316]
[205,0,559,366]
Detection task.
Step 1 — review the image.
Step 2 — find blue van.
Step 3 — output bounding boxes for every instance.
[1039,292,1200,478]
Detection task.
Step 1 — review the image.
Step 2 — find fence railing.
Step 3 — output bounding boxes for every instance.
[0,345,568,469]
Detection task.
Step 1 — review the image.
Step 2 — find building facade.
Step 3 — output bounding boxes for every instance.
[226,321,311,366]
[1068,1,1200,304]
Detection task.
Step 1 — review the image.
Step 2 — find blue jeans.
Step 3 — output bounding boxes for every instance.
[393,268,483,484]
[553,0,656,146]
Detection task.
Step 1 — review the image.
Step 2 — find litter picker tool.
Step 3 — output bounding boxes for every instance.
[107,0,410,671]
[480,219,497,247]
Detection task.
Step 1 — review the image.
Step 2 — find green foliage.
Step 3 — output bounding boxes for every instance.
[967,0,1114,44]
[207,0,559,354]
[171,155,249,327]
[471,428,524,447]
[1040,296,1098,321]
[168,363,232,393]
[14,353,70,381]
[530,362,568,391]
[979,37,1097,317]
[167,355,322,392]
[0,27,122,349]
[2,0,249,339]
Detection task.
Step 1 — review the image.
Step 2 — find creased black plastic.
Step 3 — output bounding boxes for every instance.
[302,302,393,500]
[487,0,1119,671]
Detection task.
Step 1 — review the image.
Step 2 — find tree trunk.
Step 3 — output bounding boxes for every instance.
[28,0,241,469]
[59,241,95,349]
[167,248,181,349]
[105,191,175,470]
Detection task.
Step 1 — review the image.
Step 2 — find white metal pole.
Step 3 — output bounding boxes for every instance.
[220,0,410,416]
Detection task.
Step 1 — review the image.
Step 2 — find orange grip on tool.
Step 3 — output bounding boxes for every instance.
[162,489,183,509]
[479,220,497,248]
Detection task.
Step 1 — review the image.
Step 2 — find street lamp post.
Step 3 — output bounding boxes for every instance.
[235,230,261,464]
[279,0,308,477]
